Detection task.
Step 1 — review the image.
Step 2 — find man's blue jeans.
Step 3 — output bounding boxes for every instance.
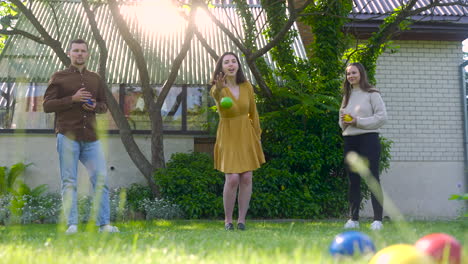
[56,133,110,226]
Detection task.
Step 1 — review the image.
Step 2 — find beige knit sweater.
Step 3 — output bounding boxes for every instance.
[339,88,387,136]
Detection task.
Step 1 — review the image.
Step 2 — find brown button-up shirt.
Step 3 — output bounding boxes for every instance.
[43,65,107,142]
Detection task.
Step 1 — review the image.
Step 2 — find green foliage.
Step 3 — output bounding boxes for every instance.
[303,0,352,91]
[247,1,353,218]
[256,106,348,218]
[115,183,185,220]
[9,183,48,217]
[449,193,468,217]
[450,193,468,200]
[234,0,257,50]
[0,0,18,53]
[234,0,275,90]
[77,196,93,223]
[153,150,348,219]
[0,162,31,196]
[151,137,392,219]
[154,152,225,219]
[250,0,394,218]
[0,192,61,225]
[262,0,297,76]
[1,184,183,225]
[139,198,184,220]
[379,136,393,174]
[0,35,5,53]
[251,165,346,218]
[124,183,152,211]
[17,193,61,224]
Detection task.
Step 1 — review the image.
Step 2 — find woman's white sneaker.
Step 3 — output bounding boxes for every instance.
[370,221,383,230]
[344,219,359,229]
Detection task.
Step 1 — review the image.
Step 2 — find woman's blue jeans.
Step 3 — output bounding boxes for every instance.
[56,133,110,226]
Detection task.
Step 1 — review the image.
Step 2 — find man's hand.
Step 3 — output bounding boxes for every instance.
[82,99,96,111]
[72,87,92,103]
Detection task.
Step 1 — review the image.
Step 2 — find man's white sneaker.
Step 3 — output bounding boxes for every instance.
[99,225,120,233]
[370,220,383,231]
[65,225,78,234]
[344,219,359,229]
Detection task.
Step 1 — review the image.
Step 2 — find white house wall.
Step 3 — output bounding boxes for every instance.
[0,134,194,195]
[361,40,466,219]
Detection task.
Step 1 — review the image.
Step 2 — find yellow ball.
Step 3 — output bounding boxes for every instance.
[369,244,436,264]
[343,114,353,122]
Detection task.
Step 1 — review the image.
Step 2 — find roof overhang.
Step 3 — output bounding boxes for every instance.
[346,14,468,41]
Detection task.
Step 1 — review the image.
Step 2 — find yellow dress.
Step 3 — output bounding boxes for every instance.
[210,81,265,173]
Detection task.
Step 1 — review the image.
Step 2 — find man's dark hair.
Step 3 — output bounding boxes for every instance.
[68,39,88,51]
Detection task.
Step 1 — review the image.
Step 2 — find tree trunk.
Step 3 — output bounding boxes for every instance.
[83,0,160,196]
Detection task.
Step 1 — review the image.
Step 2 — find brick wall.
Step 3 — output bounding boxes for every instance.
[375,40,465,161]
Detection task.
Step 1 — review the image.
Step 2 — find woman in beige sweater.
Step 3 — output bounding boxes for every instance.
[339,63,387,231]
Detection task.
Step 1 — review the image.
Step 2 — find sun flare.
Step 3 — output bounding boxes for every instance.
[121,0,186,35]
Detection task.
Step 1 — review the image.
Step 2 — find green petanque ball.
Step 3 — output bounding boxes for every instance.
[220,97,233,109]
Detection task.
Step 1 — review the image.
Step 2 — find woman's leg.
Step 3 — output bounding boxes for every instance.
[361,133,383,221]
[237,171,253,224]
[344,135,361,221]
[224,173,240,224]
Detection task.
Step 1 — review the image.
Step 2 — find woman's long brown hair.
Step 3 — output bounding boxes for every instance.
[210,52,247,85]
[342,62,379,108]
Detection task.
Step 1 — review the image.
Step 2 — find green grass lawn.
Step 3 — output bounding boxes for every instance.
[0,220,466,263]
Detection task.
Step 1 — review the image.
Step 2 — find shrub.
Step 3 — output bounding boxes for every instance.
[256,108,349,219]
[80,188,133,222]
[139,198,184,220]
[0,194,12,224]
[154,152,224,219]
[0,185,184,224]
[109,186,152,222]
[20,193,61,224]
[78,196,92,223]
[379,136,393,174]
[153,150,347,219]
[125,183,152,212]
[0,193,61,224]
[109,187,127,222]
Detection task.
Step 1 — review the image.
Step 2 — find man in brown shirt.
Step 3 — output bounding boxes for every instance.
[43,39,118,233]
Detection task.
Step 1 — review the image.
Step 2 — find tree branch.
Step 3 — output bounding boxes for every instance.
[45,1,61,41]
[198,3,250,55]
[408,0,468,16]
[0,28,45,44]
[194,29,219,61]
[9,0,69,66]
[179,9,219,61]
[250,0,312,60]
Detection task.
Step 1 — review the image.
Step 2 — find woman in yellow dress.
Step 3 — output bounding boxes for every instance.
[210,52,265,230]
